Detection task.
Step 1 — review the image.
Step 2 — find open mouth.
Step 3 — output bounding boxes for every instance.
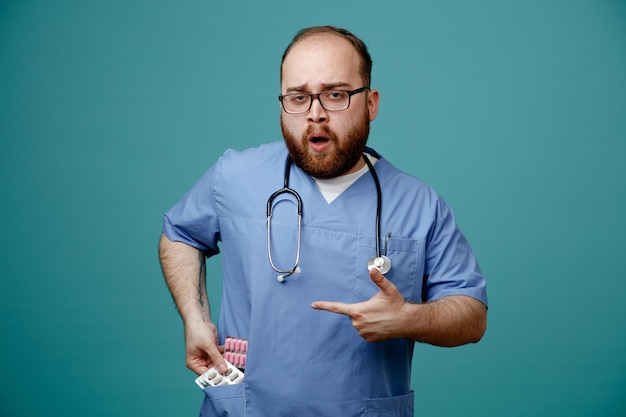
[310,136,329,143]
[308,135,330,152]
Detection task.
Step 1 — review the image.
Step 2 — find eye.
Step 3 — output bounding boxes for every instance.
[324,91,347,101]
[288,94,309,104]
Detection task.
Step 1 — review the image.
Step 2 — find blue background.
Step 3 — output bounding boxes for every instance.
[1,1,625,416]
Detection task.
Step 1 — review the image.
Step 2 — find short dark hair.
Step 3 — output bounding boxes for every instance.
[280,26,373,86]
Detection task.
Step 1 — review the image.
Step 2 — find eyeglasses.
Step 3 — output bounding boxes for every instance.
[278,86,369,114]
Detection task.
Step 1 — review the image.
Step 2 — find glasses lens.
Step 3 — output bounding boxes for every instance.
[283,94,310,113]
[319,91,350,111]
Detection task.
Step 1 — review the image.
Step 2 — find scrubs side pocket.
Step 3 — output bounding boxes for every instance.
[364,391,414,417]
[356,236,421,301]
[199,383,245,417]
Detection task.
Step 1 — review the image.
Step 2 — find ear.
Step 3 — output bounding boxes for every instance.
[367,89,380,121]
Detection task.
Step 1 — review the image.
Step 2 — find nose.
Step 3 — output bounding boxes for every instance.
[307,96,328,123]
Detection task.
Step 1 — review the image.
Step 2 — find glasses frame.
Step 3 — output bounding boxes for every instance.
[278,86,370,114]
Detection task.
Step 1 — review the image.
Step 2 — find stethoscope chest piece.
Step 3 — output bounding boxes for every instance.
[367,255,392,275]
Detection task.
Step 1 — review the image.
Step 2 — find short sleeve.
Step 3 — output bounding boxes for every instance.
[422,199,488,307]
[162,164,221,257]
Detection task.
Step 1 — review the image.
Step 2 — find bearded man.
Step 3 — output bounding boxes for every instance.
[159,25,488,417]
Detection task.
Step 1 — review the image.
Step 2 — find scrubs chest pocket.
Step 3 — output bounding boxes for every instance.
[355,236,421,301]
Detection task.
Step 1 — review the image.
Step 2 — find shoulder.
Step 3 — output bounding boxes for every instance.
[376,156,440,200]
[212,141,288,201]
[218,141,288,171]
[374,154,452,226]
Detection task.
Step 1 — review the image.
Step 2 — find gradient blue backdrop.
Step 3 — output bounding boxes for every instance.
[1,1,625,416]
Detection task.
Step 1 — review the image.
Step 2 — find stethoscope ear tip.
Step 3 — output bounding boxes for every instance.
[277,275,286,283]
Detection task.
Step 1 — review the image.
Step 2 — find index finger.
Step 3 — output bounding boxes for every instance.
[310,300,353,316]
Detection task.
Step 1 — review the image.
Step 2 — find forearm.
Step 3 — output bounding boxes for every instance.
[158,233,211,326]
[398,295,487,347]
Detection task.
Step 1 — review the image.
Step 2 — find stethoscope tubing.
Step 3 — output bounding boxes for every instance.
[267,152,389,281]
[362,154,382,259]
[266,157,303,279]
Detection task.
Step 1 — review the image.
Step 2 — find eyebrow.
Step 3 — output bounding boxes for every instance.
[285,82,352,94]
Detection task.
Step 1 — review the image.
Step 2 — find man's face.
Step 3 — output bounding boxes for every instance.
[280,34,379,179]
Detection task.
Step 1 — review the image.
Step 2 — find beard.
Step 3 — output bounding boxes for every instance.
[281,106,370,179]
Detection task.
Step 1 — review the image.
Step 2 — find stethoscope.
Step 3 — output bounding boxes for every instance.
[267,153,392,283]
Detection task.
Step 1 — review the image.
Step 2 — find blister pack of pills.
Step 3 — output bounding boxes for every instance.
[194,336,248,389]
[195,360,244,388]
[224,336,248,370]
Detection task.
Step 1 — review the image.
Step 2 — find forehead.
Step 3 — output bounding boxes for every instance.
[281,34,362,89]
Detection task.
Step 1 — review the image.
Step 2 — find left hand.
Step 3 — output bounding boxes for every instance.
[311,268,408,342]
